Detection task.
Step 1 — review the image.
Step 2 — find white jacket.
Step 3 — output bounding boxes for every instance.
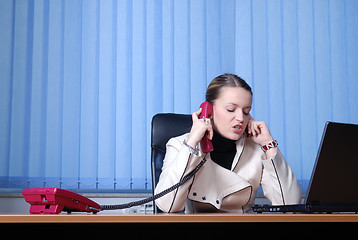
[154,133,302,213]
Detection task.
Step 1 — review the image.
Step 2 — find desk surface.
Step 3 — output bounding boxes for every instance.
[0,214,357,223]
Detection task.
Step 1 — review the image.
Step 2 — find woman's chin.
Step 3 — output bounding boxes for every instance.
[222,131,243,141]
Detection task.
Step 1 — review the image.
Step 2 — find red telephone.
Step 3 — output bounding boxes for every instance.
[199,101,214,153]
[22,188,101,214]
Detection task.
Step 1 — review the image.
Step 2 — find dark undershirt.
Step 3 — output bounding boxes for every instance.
[210,131,237,170]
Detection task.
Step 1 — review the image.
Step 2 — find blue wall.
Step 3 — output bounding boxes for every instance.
[0,0,357,191]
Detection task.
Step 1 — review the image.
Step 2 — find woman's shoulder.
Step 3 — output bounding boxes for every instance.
[166,132,190,147]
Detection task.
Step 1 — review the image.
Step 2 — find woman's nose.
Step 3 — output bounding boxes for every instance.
[235,111,244,122]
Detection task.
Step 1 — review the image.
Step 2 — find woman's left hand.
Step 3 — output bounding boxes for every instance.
[247,115,274,147]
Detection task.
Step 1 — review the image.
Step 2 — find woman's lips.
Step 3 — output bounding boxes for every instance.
[233,125,243,134]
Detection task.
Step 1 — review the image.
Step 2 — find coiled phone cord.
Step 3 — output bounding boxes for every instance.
[99,154,207,211]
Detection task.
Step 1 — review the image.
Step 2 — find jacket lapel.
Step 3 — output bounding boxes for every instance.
[231,135,245,171]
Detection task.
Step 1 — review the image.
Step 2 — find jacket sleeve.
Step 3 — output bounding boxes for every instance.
[154,136,205,213]
[260,149,302,205]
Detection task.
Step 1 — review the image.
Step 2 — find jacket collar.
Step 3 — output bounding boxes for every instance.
[207,134,246,171]
[231,134,246,170]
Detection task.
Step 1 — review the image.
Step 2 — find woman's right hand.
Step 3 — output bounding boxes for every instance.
[186,108,214,149]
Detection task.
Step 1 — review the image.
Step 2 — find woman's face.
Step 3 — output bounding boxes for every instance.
[212,87,252,141]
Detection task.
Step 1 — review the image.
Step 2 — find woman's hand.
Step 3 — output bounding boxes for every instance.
[247,115,277,159]
[186,108,214,149]
[247,115,274,147]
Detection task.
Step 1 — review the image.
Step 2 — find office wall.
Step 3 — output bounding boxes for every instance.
[0,0,357,191]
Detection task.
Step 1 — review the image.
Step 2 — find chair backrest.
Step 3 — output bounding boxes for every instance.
[150,113,192,213]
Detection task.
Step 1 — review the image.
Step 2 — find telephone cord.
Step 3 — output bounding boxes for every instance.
[99,155,207,211]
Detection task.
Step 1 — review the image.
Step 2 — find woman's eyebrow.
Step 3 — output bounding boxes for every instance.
[226,102,251,109]
[226,102,238,106]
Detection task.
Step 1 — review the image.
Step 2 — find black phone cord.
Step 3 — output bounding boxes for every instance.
[99,155,207,211]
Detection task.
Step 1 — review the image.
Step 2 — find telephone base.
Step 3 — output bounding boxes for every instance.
[22,188,101,214]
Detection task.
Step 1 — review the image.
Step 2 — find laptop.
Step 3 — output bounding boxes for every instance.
[252,121,358,213]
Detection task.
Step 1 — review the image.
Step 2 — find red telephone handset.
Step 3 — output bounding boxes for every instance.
[199,101,214,153]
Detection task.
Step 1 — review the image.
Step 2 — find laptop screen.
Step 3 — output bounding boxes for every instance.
[305,122,358,204]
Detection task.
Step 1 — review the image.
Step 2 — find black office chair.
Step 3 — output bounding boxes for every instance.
[150,113,192,213]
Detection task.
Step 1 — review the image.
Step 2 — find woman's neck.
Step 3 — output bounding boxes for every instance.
[211,130,237,152]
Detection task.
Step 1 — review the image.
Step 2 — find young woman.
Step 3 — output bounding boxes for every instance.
[155,74,302,213]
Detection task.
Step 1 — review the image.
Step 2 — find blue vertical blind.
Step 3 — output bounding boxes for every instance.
[0,0,357,191]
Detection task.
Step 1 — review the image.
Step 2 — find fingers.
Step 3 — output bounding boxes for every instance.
[188,108,213,147]
[248,119,264,137]
[200,116,214,140]
[192,108,202,121]
[250,121,261,137]
[247,118,254,136]
[206,119,214,140]
[247,119,274,146]
[248,121,254,136]
[247,115,254,136]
